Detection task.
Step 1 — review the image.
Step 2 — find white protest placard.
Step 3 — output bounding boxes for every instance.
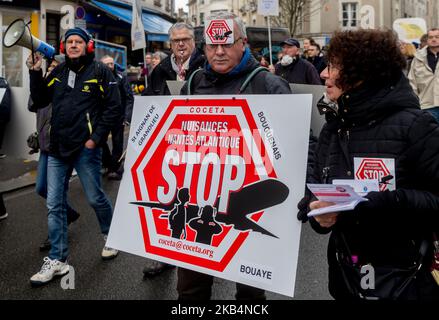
[393,18,427,44]
[205,19,235,45]
[131,0,146,51]
[0,89,6,103]
[107,95,312,297]
[166,80,186,95]
[257,0,279,16]
[290,84,326,136]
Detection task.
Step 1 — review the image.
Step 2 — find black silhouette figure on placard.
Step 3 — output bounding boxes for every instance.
[188,205,223,245]
[131,178,290,238]
[169,188,190,239]
[213,30,233,41]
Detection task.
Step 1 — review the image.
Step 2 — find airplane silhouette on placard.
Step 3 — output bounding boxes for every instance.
[131,178,289,239]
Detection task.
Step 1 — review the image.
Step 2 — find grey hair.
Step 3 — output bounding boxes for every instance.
[100,54,113,61]
[168,22,195,39]
[206,12,247,39]
[152,51,168,61]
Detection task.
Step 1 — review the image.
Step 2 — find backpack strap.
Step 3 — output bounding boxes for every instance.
[239,66,269,94]
[187,66,269,95]
[186,68,204,95]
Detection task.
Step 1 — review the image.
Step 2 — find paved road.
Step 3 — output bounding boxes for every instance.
[0,175,331,300]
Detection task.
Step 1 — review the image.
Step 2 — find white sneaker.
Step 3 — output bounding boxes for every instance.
[102,235,118,260]
[0,212,8,220]
[30,257,70,287]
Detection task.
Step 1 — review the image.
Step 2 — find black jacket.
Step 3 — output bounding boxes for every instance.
[114,70,134,123]
[275,57,322,85]
[28,97,51,153]
[181,52,291,95]
[144,48,205,96]
[307,74,439,300]
[0,77,11,123]
[307,56,327,84]
[29,54,121,158]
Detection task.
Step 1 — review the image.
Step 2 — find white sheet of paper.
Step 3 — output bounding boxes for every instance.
[332,179,379,196]
[306,184,368,217]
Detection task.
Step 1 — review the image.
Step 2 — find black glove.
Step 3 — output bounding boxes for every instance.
[297,195,311,223]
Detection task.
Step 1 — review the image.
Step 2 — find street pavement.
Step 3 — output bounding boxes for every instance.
[0,156,331,300]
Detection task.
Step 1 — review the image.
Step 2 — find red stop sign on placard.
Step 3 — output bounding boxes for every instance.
[355,158,390,191]
[130,99,277,271]
[206,20,232,44]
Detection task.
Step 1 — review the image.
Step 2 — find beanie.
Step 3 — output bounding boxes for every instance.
[65,28,90,43]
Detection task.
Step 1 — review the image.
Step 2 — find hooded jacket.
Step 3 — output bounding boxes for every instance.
[29,54,121,158]
[144,48,205,96]
[307,73,439,300]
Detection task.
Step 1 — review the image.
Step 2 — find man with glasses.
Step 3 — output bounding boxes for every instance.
[178,13,291,300]
[144,23,205,96]
[142,22,205,278]
[409,28,439,122]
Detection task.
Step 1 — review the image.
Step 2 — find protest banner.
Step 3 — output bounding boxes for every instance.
[106,94,312,297]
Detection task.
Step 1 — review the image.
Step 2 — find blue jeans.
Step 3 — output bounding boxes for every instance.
[47,147,113,261]
[37,152,77,218]
[427,107,439,123]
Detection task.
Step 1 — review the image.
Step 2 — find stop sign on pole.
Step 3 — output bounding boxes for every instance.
[205,19,234,45]
[106,94,313,297]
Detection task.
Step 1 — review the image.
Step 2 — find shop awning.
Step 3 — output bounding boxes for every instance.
[90,0,173,42]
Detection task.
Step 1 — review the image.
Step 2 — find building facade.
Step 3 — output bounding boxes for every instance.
[188,0,266,27]
[300,0,436,44]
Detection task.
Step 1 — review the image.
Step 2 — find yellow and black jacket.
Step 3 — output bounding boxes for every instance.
[30,55,121,158]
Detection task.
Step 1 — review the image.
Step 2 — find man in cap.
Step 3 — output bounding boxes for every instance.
[27,27,121,287]
[274,38,321,85]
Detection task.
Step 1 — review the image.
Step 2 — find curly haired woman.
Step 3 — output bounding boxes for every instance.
[298,29,439,300]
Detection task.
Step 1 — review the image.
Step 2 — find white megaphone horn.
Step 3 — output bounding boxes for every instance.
[2,19,55,59]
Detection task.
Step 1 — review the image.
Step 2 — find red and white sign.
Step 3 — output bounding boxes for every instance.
[106,94,312,297]
[205,19,234,45]
[354,157,396,191]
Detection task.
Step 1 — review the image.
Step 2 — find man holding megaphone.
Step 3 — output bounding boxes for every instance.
[26,28,122,287]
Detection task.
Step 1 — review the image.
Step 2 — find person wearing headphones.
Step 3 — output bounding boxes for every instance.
[26,27,121,287]
[273,38,321,85]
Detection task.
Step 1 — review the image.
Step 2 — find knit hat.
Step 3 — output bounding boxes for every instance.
[65,28,90,43]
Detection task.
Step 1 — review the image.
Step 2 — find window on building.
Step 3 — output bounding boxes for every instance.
[200,12,205,25]
[210,9,228,15]
[342,2,358,28]
[154,0,162,7]
[46,13,61,54]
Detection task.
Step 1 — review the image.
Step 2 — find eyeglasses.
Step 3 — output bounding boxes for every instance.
[170,37,193,45]
[206,38,243,50]
[428,35,439,40]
